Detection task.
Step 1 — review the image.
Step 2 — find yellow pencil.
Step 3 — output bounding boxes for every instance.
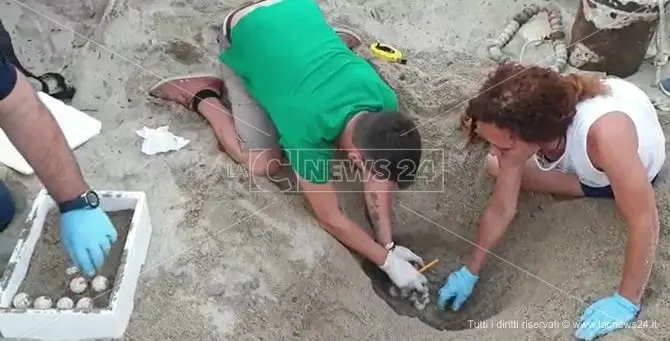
[418,259,439,273]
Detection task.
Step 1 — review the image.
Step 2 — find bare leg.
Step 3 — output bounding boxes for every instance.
[485,153,585,197]
[197,97,282,175]
[147,75,282,176]
[149,24,363,177]
[147,75,229,149]
[197,97,244,162]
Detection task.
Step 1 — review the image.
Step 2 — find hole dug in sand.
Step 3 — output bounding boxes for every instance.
[359,219,668,332]
[361,229,521,331]
[16,209,133,309]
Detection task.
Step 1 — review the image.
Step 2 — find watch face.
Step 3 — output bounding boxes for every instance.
[85,191,99,207]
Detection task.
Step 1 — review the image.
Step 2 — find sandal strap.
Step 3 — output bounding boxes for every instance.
[191,89,220,113]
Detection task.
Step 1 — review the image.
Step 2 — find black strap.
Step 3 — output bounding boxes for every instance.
[37,72,76,101]
[13,66,75,101]
[5,53,75,101]
[0,20,75,102]
[191,89,220,113]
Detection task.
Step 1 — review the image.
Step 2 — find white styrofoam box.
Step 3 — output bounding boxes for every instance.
[0,189,152,340]
[0,92,102,175]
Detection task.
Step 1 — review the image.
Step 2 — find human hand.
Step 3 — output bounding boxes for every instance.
[493,140,539,170]
[574,293,640,340]
[60,207,118,277]
[437,266,479,311]
[387,242,425,267]
[380,251,428,300]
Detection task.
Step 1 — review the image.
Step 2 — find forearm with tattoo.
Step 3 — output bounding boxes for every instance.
[365,192,382,233]
[364,181,394,247]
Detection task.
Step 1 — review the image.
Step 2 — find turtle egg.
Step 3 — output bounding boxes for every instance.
[65,266,79,276]
[34,296,53,309]
[75,297,94,309]
[413,300,427,311]
[56,297,74,309]
[91,275,109,293]
[69,276,88,294]
[12,292,31,308]
[388,286,399,297]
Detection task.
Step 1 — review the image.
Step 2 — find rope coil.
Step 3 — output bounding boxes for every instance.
[487,3,568,72]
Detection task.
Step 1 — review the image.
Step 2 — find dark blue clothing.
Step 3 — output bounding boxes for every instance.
[580,182,615,199]
[0,180,15,231]
[580,173,660,199]
[0,54,17,100]
[0,55,17,231]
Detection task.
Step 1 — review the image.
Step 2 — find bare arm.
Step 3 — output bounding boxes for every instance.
[466,164,523,274]
[363,178,395,247]
[299,177,388,265]
[0,67,88,203]
[589,113,659,304]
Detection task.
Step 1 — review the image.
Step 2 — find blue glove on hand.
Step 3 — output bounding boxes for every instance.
[437,266,479,311]
[60,207,118,277]
[575,293,640,341]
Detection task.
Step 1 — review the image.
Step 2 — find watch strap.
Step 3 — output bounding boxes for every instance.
[58,191,97,213]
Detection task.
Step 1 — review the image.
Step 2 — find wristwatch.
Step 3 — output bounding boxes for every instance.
[58,190,100,213]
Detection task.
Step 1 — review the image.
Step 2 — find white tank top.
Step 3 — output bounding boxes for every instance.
[533,77,666,188]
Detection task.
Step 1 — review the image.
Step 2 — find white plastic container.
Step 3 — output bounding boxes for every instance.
[0,189,152,340]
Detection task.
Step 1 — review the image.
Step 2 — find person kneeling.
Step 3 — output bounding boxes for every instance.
[149,0,429,305]
[438,62,665,341]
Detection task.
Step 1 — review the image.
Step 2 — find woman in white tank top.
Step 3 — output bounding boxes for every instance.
[438,62,665,341]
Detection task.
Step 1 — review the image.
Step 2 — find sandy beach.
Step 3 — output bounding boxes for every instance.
[1,0,670,340]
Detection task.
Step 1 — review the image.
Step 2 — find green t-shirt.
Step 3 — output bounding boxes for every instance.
[219,0,398,184]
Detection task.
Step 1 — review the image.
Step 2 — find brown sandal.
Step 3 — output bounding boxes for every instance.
[148,74,224,114]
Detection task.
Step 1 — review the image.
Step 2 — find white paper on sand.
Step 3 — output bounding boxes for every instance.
[135,126,189,155]
[0,91,102,175]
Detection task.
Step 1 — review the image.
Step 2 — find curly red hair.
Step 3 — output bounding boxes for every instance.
[461,62,609,144]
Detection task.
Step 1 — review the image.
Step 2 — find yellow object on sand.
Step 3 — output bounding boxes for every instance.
[418,259,439,273]
[369,42,407,64]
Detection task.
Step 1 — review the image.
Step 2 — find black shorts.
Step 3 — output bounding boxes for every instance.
[0,54,17,100]
[580,173,659,199]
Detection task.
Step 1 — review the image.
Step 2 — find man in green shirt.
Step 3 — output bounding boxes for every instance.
[149,0,427,303]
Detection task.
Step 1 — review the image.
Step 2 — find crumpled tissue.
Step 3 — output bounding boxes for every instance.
[135,125,190,155]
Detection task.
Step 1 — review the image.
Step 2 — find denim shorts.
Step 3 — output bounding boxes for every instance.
[580,174,659,199]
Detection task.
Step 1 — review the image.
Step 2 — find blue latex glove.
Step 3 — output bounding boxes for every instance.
[60,207,118,277]
[437,266,479,311]
[575,293,640,340]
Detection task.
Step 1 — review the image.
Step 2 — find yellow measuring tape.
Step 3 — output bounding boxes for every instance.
[369,42,407,64]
